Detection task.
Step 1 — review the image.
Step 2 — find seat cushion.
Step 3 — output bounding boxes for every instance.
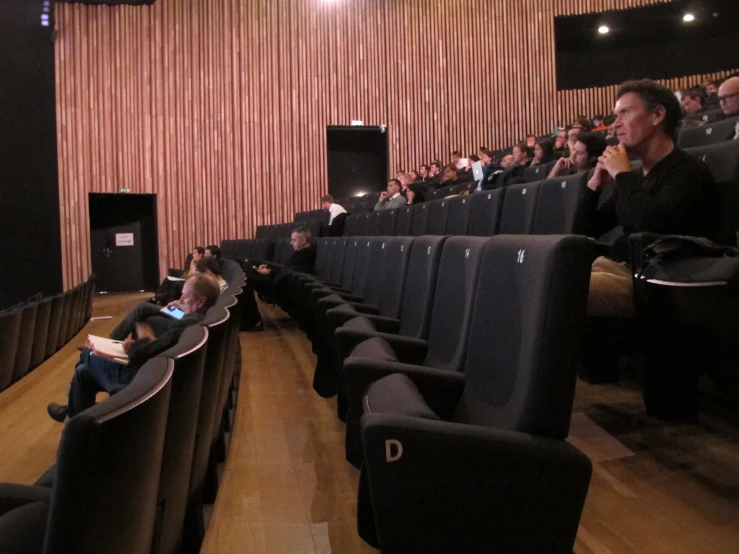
[0,501,48,553]
[350,337,399,361]
[343,315,377,332]
[34,466,56,488]
[364,373,440,420]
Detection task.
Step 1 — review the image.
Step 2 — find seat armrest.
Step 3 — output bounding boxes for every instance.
[335,328,427,370]
[317,297,380,316]
[312,287,363,303]
[0,484,52,516]
[329,311,401,335]
[629,232,663,275]
[360,414,592,554]
[345,358,465,423]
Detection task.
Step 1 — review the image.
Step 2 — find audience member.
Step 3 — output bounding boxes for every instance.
[718,76,739,126]
[530,139,555,166]
[480,149,493,170]
[418,164,430,182]
[320,194,348,236]
[525,134,537,148]
[410,169,420,182]
[511,143,533,167]
[548,132,606,178]
[427,161,442,187]
[440,164,460,185]
[680,86,706,115]
[182,246,204,278]
[592,115,607,132]
[554,129,568,150]
[47,274,220,422]
[576,79,718,318]
[500,154,514,168]
[204,245,221,260]
[374,179,407,210]
[567,126,581,156]
[604,115,617,139]
[195,256,228,292]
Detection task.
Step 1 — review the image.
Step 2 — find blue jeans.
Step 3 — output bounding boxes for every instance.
[68,349,137,416]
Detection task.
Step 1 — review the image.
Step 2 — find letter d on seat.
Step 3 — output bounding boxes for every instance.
[385,439,403,462]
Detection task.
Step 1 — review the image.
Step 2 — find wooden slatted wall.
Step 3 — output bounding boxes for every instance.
[55,0,737,287]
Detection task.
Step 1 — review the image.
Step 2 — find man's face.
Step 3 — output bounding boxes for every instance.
[706,84,717,95]
[451,153,460,164]
[571,141,591,171]
[430,164,439,176]
[533,143,543,160]
[290,232,306,251]
[567,128,580,144]
[526,136,536,148]
[680,95,702,115]
[419,166,428,177]
[192,250,202,262]
[387,181,400,196]
[321,201,330,210]
[557,130,567,143]
[500,155,514,168]
[718,79,739,116]
[512,147,527,164]
[204,249,213,258]
[481,153,491,165]
[180,279,205,314]
[612,92,663,149]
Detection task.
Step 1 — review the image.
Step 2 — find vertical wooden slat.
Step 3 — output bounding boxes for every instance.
[54,0,739,288]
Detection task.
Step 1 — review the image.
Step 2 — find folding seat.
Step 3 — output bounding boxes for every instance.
[523,161,554,183]
[531,171,588,235]
[343,213,361,236]
[0,357,174,554]
[56,290,72,349]
[445,195,471,235]
[410,202,430,236]
[498,181,541,235]
[348,235,594,553]
[426,198,450,235]
[394,205,414,236]
[367,210,383,236]
[12,302,38,382]
[65,285,82,342]
[30,297,52,368]
[467,189,505,237]
[678,116,739,149]
[84,274,96,323]
[45,294,64,358]
[0,308,23,390]
[379,207,398,236]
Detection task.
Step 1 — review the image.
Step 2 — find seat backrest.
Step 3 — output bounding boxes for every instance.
[678,116,739,149]
[84,274,97,321]
[445,195,472,235]
[358,238,389,306]
[343,213,361,236]
[45,357,173,554]
[685,140,739,245]
[467,189,506,237]
[45,293,65,358]
[31,297,52,367]
[220,258,244,287]
[379,208,398,236]
[367,210,383,237]
[410,202,431,236]
[395,205,414,236]
[498,182,541,235]
[422,237,488,371]
[455,235,593,440]
[377,237,416,319]
[356,212,371,236]
[220,240,251,261]
[427,198,450,235]
[397,236,448,338]
[532,172,588,235]
[13,302,38,382]
[339,238,361,290]
[56,290,72,349]
[0,308,23,390]
[329,238,349,283]
[523,162,554,183]
[152,325,209,554]
[313,238,333,279]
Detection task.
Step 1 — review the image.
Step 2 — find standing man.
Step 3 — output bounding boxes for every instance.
[320,194,348,236]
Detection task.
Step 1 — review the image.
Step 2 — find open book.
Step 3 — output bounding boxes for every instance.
[87,335,129,365]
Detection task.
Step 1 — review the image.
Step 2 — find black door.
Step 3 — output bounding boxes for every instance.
[89,193,160,293]
[327,125,389,199]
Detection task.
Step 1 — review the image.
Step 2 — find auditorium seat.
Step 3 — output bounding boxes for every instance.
[0,308,23,390]
[0,357,174,554]
[343,213,361,236]
[467,189,505,237]
[426,199,450,235]
[531,172,588,235]
[677,116,739,149]
[339,236,488,465]
[64,285,81,343]
[379,208,398,236]
[357,212,372,237]
[445,195,471,235]
[12,302,38,382]
[410,203,430,236]
[348,235,594,553]
[395,206,414,236]
[523,162,554,183]
[30,297,52,368]
[44,294,64,359]
[498,181,541,235]
[55,291,72,350]
[83,274,96,323]
[368,210,383,236]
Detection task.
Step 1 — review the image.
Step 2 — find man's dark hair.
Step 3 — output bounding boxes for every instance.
[469,154,480,162]
[420,164,430,171]
[593,114,605,121]
[193,246,205,256]
[195,256,223,277]
[682,86,706,106]
[205,245,221,260]
[515,142,534,158]
[535,138,554,157]
[450,150,462,156]
[616,79,682,138]
[388,178,402,188]
[576,132,607,160]
[320,194,334,203]
[292,226,311,240]
[526,134,537,139]
[577,117,594,131]
[481,149,494,158]
[188,273,221,312]
[479,145,488,151]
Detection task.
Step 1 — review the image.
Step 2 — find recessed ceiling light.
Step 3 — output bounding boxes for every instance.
[598,25,610,34]
[683,13,695,22]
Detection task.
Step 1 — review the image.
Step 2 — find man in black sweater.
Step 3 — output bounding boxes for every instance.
[47,274,221,422]
[578,79,718,317]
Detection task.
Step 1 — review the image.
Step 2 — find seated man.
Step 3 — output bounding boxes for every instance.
[717,76,739,138]
[195,256,228,292]
[242,227,317,330]
[47,274,220,422]
[204,244,221,261]
[576,79,718,318]
[373,179,407,210]
[548,132,606,178]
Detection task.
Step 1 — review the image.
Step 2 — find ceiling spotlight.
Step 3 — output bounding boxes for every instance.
[598,25,610,34]
[683,13,695,22]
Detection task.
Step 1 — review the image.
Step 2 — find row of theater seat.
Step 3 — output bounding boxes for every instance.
[0,275,95,393]
[268,234,595,552]
[0,260,247,554]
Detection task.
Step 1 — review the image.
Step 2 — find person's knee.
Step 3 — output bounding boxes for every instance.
[588,272,634,318]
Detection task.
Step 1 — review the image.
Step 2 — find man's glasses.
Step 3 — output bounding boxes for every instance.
[718,92,739,103]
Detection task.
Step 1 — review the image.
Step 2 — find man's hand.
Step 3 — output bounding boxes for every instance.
[587,161,611,191]
[165,300,182,311]
[598,144,631,179]
[257,264,272,275]
[549,157,572,178]
[122,337,136,353]
[406,190,415,204]
[379,191,389,201]
[135,322,156,341]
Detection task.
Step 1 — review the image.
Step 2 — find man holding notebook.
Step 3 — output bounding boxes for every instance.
[47,274,220,422]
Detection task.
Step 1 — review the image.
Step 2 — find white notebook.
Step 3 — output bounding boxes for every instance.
[87,335,129,365]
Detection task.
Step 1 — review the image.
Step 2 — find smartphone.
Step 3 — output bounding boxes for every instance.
[161,305,186,320]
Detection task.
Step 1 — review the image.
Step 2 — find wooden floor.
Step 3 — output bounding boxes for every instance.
[1,294,739,553]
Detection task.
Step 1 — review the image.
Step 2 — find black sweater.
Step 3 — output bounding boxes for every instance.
[576,147,718,263]
[127,311,204,370]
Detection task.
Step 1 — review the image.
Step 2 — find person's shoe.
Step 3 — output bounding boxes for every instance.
[47,403,68,423]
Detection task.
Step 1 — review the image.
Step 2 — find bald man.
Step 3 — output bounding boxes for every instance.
[717,77,739,140]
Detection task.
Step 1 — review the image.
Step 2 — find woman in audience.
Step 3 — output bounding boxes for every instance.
[530,139,555,166]
[398,172,416,204]
[511,143,533,167]
[409,169,420,182]
[182,246,204,278]
[194,256,228,292]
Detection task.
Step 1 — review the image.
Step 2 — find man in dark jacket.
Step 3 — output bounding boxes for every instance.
[47,274,221,422]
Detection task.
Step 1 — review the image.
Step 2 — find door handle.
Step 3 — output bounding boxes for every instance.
[103,247,113,258]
